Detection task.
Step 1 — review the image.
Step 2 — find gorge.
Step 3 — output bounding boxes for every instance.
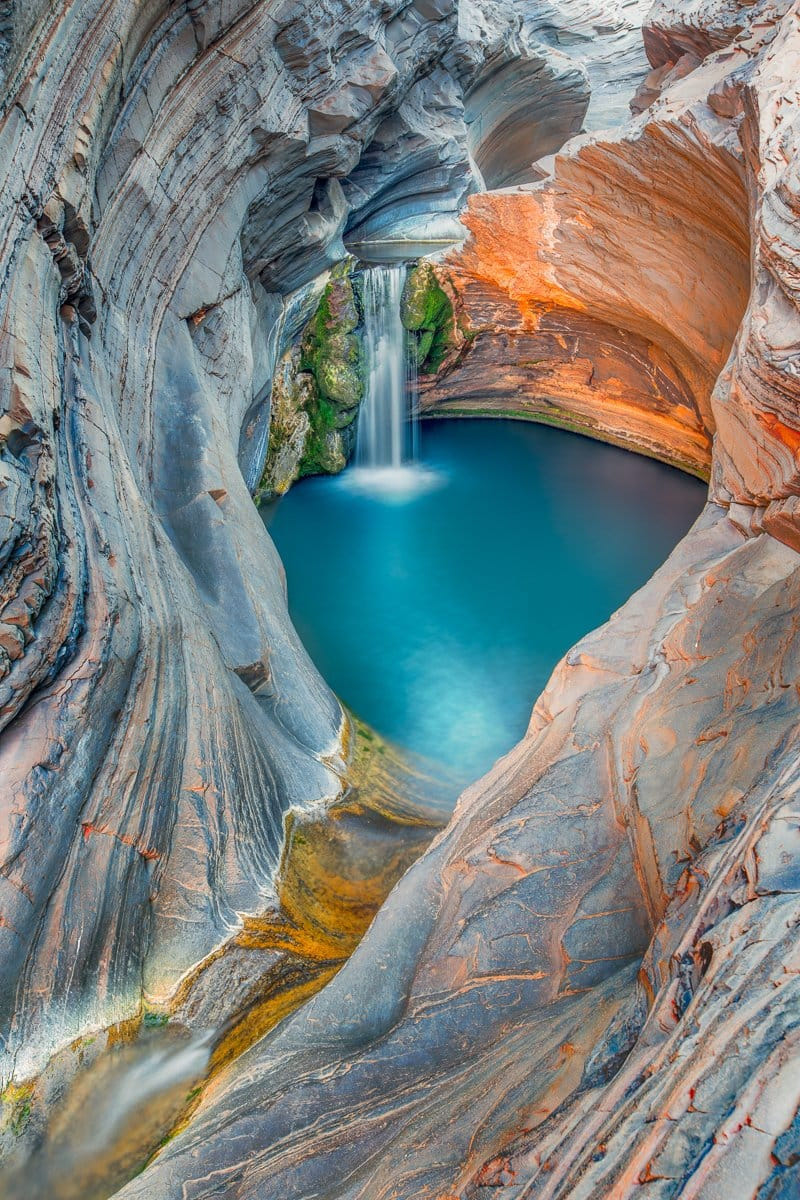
[1,0,799,1198]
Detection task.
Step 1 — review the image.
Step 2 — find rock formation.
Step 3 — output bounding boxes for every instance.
[257,266,364,498]
[117,2,799,1198]
[0,0,629,1098]
[1,0,799,1197]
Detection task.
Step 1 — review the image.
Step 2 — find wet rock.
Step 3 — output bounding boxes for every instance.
[256,348,314,498]
[257,266,365,497]
[401,260,457,373]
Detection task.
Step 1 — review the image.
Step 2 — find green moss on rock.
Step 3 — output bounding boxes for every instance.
[300,267,364,411]
[258,264,365,500]
[400,261,455,375]
[142,1008,169,1028]
[316,356,362,408]
[256,348,314,501]
[417,327,435,364]
[297,395,347,479]
[2,1082,34,1138]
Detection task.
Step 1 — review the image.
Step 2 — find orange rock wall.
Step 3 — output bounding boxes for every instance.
[424,112,751,480]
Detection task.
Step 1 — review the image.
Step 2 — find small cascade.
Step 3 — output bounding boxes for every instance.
[0,1028,213,1200]
[245,302,287,493]
[356,265,419,471]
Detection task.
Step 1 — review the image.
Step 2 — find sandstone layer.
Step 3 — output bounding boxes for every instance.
[116,3,800,1198]
[420,102,752,477]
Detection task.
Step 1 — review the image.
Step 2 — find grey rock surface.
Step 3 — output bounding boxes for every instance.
[116,2,800,1197]
[0,0,623,1088]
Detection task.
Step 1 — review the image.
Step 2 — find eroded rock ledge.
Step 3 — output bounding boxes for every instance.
[419,108,751,478]
[116,2,800,1198]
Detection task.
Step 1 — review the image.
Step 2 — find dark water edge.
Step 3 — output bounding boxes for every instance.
[263,418,706,786]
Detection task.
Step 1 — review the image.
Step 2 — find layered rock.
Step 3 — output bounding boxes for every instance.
[0,0,433,1084]
[3,0,800,1196]
[117,4,800,1198]
[341,65,478,244]
[0,0,626,1101]
[461,15,590,189]
[419,93,751,476]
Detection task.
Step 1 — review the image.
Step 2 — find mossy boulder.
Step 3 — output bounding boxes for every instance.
[316,356,362,409]
[300,267,364,411]
[401,261,450,329]
[297,397,347,478]
[417,327,436,363]
[257,348,315,500]
[400,261,455,374]
[296,269,363,478]
[258,264,365,500]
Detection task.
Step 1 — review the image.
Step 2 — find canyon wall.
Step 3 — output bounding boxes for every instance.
[2,0,799,1195]
[0,0,647,1097]
[419,42,754,476]
[117,2,800,1198]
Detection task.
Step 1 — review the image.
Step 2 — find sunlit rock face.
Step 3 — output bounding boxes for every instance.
[420,106,751,475]
[116,3,800,1199]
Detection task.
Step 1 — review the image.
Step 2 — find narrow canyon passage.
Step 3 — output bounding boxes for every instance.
[1,0,799,1198]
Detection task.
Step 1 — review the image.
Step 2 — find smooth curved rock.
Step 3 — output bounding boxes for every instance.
[0,0,632,1095]
[464,33,589,190]
[3,0,800,1196]
[420,95,751,475]
[116,5,800,1198]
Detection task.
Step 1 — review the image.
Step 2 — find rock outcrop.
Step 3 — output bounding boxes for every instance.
[257,266,365,498]
[401,259,457,374]
[115,3,800,1198]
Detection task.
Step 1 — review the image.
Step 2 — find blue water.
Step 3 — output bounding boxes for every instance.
[263,420,705,787]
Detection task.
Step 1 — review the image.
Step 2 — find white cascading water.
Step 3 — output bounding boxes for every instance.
[356,265,419,471]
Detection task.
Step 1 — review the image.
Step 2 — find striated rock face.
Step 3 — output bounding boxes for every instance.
[122,515,800,1200]
[419,102,751,475]
[342,0,651,242]
[3,0,800,1196]
[462,17,590,190]
[0,0,634,1096]
[116,3,800,1199]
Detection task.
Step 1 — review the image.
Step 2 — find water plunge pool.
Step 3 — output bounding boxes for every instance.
[263,418,706,788]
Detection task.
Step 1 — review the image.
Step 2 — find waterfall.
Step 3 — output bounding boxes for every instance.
[356,265,418,470]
